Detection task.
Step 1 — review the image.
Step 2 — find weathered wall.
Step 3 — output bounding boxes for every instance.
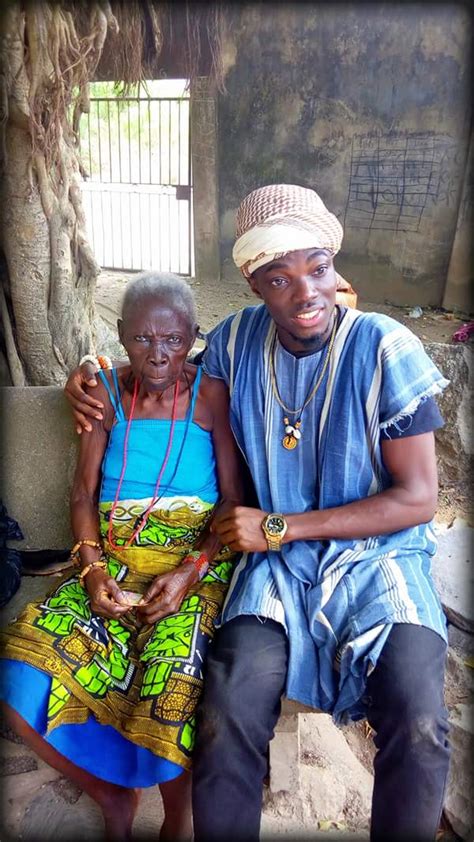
[443,131,474,313]
[217,3,472,309]
[0,388,78,550]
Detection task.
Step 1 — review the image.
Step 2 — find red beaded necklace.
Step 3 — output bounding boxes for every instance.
[107,375,181,551]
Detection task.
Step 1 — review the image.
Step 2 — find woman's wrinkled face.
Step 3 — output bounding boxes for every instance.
[118,297,197,393]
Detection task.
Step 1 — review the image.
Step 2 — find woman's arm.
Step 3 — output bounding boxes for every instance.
[211,432,438,552]
[70,381,128,617]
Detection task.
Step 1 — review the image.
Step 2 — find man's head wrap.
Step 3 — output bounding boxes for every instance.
[232,184,344,279]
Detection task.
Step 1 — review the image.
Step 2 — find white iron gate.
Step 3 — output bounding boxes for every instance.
[79,81,194,276]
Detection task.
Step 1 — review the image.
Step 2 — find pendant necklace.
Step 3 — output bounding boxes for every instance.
[269,312,338,450]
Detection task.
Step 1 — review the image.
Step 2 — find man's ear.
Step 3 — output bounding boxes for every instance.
[117,318,124,345]
[247,275,263,300]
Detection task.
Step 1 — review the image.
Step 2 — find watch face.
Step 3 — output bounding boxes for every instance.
[266,516,285,535]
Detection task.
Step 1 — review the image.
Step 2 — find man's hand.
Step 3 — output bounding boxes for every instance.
[85,568,130,619]
[137,563,199,625]
[64,362,104,434]
[211,506,269,552]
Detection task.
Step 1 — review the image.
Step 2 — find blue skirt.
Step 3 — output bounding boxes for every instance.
[0,659,183,787]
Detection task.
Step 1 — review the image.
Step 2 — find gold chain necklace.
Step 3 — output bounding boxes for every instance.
[269,311,338,450]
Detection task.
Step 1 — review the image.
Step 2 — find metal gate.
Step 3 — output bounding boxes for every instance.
[79,82,194,276]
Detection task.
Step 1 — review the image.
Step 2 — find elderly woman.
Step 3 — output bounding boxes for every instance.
[0,272,243,841]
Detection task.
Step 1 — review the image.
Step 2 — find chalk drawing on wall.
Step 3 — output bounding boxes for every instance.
[344,132,459,233]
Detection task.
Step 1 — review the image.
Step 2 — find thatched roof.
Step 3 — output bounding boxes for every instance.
[95,1,228,89]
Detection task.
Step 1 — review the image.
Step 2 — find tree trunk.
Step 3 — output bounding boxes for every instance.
[0,4,101,385]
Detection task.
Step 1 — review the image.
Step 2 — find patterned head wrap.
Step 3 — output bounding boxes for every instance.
[232,183,344,278]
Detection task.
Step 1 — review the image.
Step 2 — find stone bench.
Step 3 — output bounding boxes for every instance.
[0,386,79,551]
[270,698,320,793]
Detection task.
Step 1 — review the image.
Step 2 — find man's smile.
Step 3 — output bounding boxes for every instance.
[292,308,324,326]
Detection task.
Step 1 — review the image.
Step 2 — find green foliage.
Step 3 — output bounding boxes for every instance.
[80,80,190,185]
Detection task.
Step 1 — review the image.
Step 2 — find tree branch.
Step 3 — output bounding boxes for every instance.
[33,152,56,219]
[0,283,25,386]
[0,74,7,173]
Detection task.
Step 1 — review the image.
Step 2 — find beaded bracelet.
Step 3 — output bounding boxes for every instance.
[70,538,102,567]
[98,355,113,370]
[79,558,108,586]
[182,550,209,581]
[79,354,113,371]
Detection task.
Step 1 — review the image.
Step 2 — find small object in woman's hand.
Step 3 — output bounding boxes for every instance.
[121,590,145,607]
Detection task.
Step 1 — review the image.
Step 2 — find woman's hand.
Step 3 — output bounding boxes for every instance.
[137,563,199,625]
[64,362,104,434]
[85,568,130,619]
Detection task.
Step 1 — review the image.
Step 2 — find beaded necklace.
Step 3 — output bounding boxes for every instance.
[269,311,338,450]
[107,375,181,551]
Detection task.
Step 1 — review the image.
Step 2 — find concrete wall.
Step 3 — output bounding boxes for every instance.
[443,131,474,313]
[217,3,472,309]
[191,78,221,282]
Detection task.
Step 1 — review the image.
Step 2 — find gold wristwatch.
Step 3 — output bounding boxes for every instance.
[261,513,288,551]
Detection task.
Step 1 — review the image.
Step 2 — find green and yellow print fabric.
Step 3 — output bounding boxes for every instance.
[99,497,215,552]
[0,500,236,770]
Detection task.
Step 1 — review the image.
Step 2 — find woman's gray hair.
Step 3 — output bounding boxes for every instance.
[120,271,197,329]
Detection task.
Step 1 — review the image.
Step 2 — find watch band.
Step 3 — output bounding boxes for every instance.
[266,533,284,551]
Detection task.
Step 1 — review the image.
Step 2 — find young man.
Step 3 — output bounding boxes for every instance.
[66,184,450,842]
